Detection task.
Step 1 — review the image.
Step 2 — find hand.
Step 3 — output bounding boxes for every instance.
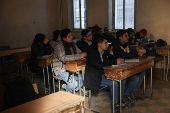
[138,52,144,56]
[43,38,49,44]
[51,52,54,56]
[80,52,87,58]
[116,58,124,65]
[138,49,146,54]
[135,42,139,45]
[141,41,145,45]
[132,40,135,44]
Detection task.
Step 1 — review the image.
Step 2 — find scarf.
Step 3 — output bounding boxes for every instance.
[62,40,77,55]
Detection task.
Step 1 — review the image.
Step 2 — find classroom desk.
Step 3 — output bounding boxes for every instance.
[37,56,53,94]
[63,59,86,95]
[1,91,85,113]
[130,42,157,50]
[104,56,154,113]
[156,45,170,81]
[0,47,31,57]
[12,51,31,75]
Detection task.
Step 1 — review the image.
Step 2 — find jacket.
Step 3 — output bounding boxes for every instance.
[76,38,92,52]
[84,47,117,92]
[49,37,58,49]
[53,41,82,76]
[112,40,138,59]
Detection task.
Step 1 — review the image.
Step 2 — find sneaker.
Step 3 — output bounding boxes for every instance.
[130,89,147,100]
[62,84,67,90]
[114,103,120,113]
[117,100,130,110]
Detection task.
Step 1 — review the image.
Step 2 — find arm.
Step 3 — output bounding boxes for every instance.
[54,41,81,62]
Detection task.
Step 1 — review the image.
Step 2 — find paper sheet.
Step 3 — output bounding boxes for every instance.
[125,59,139,62]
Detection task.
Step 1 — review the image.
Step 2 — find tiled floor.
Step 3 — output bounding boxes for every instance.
[1,68,170,113]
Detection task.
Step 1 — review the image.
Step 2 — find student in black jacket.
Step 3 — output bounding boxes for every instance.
[113,30,146,102]
[84,35,126,109]
[76,29,93,52]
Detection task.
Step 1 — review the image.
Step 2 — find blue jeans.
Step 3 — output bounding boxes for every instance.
[100,75,126,103]
[57,71,83,93]
[124,71,145,97]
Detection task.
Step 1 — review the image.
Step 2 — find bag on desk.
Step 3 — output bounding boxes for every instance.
[157,39,167,47]
[4,77,38,109]
[144,44,157,58]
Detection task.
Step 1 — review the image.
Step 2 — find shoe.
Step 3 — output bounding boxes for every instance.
[62,84,67,90]
[114,103,120,113]
[130,89,147,100]
[117,100,130,110]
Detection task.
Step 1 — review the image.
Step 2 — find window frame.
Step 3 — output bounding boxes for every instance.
[112,0,136,30]
[72,0,87,30]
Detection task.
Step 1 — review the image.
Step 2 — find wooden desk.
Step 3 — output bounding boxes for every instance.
[63,59,86,95]
[130,42,157,50]
[0,47,31,57]
[2,91,84,113]
[12,51,31,75]
[37,56,53,94]
[156,45,170,81]
[104,57,154,113]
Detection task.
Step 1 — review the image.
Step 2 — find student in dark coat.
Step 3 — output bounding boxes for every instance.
[84,35,126,107]
[76,29,93,52]
[30,33,54,91]
[127,28,139,45]
[113,30,146,102]
[103,27,115,43]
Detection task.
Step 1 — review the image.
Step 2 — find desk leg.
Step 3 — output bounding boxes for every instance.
[43,67,46,95]
[72,73,75,94]
[150,67,153,98]
[112,80,115,113]
[78,71,81,95]
[46,66,50,94]
[166,51,169,81]
[119,80,122,113]
[164,55,165,80]
[20,62,23,75]
[144,74,146,94]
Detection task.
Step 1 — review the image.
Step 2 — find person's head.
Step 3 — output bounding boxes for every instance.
[86,27,92,33]
[53,30,61,42]
[96,28,102,35]
[81,30,92,42]
[61,29,73,43]
[116,30,129,44]
[104,27,110,34]
[139,29,147,38]
[127,28,134,38]
[33,33,48,45]
[96,35,109,51]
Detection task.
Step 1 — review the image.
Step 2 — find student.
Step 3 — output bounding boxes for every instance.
[30,33,54,91]
[53,29,87,93]
[113,30,146,102]
[92,27,103,45]
[127,28,139,45]
[76,29,93,52]
[135,29,148,44]
[49,30,61,49]
[84,35,127,111]
[103,27,115,43]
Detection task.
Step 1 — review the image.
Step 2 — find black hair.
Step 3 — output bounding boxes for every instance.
[61,29,71,39]
[33,33,46,44]
[126,28,134,36]
[81,29,90,37]
[116,30,127,39]
[96,28,102,32]
[104,27,109,31]
[52,30,61,41]
[95,35,107,46]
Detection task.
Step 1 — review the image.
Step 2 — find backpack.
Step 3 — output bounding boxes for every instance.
[4,77,38,109]
[144,44,157,58]
[157,39,167,47]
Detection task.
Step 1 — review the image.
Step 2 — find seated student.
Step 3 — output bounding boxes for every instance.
[49,30,61,49]
[53,29,87,93]
[135,29,148,44]
[76,29,93,52]
[92,27,103,44]
[127,28,139,45]
[84,35,127,111]
[113,30,146,102]
[103,27,115,43]
[30,33,54,91]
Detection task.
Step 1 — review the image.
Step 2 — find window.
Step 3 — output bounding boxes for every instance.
[73,0,87,29]
[114,0,135,29]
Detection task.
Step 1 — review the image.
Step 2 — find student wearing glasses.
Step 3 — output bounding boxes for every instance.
[76,29,93,52]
